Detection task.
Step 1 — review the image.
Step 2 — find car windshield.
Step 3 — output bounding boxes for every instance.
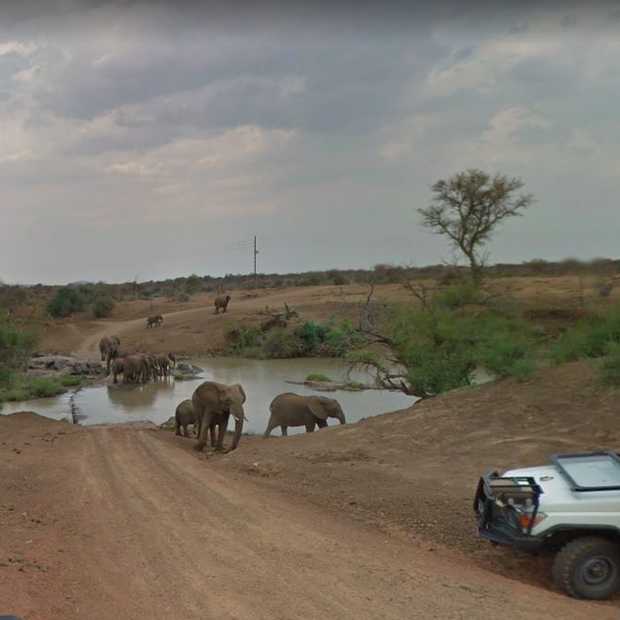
[555,453,620,490]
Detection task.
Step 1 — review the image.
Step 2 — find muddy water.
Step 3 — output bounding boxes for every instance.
[0,358,414,435]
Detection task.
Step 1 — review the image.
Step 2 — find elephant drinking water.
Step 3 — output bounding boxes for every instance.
[264,393,346,437]
[192,381,247,453]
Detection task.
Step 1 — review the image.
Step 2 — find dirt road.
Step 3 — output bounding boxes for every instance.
[1,414,614,620]
[39,285,393,357]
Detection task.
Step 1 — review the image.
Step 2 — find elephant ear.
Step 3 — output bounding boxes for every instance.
[307,397,329,420]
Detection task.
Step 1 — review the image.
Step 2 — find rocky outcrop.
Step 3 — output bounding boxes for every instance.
[173,362,204,381]
[28,355,105,377]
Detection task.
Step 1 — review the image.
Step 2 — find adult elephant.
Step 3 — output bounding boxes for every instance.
[99,336,121,372]
[264,393,346,437]
[214,295,231,314]
[192,381,246,453]
[123,354,149,384]
[146,315,163,328]
[175,399,196,437]
[110,357,125,384]
[157,354,170,378]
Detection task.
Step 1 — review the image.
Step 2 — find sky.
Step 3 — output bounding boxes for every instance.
[0,1,619,284]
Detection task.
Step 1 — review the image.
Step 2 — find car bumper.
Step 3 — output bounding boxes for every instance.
[474,474,545,553]
[477,522,545,552]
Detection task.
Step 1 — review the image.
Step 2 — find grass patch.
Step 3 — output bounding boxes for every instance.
[305,373,333,382]
[0,374,75,403]
[550,307,620,364]
[59,375,84,387]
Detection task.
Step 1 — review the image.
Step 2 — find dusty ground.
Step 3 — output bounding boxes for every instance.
[38,276,620,358]
[5,276,620,618]
[1,408,616,620]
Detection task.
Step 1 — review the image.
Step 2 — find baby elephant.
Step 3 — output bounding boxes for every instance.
[175,399,197,437]
[264,393,346,437]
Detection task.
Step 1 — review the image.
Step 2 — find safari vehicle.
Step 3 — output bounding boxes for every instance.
[474,451,620,600]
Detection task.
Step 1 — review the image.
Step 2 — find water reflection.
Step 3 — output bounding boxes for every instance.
[106,380,175,408]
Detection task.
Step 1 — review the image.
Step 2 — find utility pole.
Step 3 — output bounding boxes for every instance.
[253,236,259,287]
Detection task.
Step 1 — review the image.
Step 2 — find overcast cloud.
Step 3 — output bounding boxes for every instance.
[0,1,619,284]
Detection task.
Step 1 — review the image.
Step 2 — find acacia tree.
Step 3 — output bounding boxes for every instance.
[419,169,534,284]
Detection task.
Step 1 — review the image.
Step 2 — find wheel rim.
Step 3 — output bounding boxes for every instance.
[580,556,616,587]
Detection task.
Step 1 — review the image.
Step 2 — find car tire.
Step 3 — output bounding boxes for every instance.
[553,536,620,600]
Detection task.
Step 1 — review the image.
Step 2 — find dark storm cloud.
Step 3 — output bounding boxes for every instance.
[0,0,619,284]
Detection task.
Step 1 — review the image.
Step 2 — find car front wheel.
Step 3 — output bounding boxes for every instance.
[553,536,620,600]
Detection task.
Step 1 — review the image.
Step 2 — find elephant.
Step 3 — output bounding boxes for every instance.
[144,354,159,380]
[157,354,170,378]
[146,314,163,328]
[192,381,247,453]
[264,393,346,437]
[167,352,177,369]
[99,336,121,372]
[110,357,125,384]
[214,295,231,314]
[175,399,197,437]
[123,354,149,384]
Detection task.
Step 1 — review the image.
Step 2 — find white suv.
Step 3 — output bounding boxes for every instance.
[475,451,620,599]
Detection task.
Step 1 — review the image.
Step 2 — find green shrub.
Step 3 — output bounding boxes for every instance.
[475,315,535,379]
[350,303,536,397]
[47,287,86,318]
[228,326,262,354]
[0,320,37,378]
[436,282,485,310]
[550,308,620,364]
[185,274,203,295]
[28,377,66,398]
[262,329,303,358]
[92,296,115,318]
[600,342,620,386]
[296,321,329,353]
[306,373,332,382]
[0,375,68,403]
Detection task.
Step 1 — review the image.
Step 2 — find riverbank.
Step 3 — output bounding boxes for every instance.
[1,359,618,619]
[0,354,105,404]
[1,357,413,431]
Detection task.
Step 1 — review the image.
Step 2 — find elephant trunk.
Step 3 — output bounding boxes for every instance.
[337,411,346,424]
[230,417,243,451]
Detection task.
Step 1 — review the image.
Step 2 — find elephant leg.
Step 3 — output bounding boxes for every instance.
[305,422,315,433]
[175,420,181,436]
[263,418,278,438]
[316,419,328,429]
[194,416,209,451]
[281,425,288,437]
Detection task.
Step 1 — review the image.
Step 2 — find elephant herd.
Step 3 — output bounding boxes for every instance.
[99,335,176,384]
[175,382,346,455]
[111,352,176,384]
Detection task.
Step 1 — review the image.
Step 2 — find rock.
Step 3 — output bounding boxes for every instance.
[176,362,204,375]
[160,417,176,431]
[28,354,105,377]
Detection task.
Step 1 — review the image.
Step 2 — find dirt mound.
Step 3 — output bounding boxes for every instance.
[211,360,620,595]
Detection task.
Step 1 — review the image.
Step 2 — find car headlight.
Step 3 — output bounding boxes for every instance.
[516,511,547,533]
